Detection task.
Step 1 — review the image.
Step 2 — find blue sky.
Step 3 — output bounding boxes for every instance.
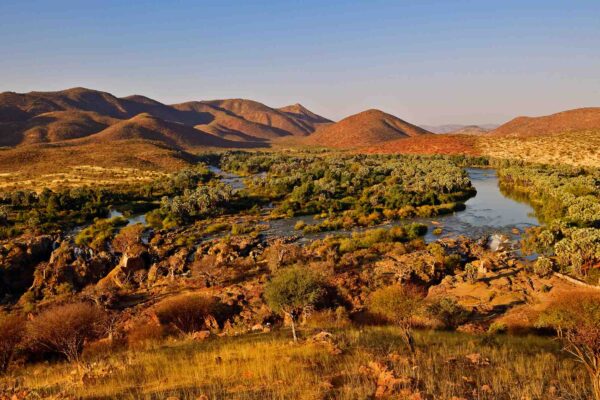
[1,0,599,124]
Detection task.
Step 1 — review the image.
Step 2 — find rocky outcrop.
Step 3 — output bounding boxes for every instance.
[29,240,116,297]
[0,235,53,298]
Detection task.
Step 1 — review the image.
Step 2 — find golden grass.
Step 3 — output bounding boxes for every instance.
[0,165,167,192]
[479,130,600,168]
[6,327,591,399]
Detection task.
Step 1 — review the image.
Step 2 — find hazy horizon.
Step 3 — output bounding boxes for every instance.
[1,0,599,125]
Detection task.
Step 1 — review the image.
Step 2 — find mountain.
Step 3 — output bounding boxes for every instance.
[172,101,285,141]
[0,111,119,146]
[83,113,246,149]
[0,88,334,146]
[278,103,333,131]
[307,109,431,148]
[421,124,499,134]
[0,87,133,121]
[201,99,315,136]
[490,107,600,137]
[448,125,491,135]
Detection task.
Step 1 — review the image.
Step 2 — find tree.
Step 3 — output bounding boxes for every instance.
[264,267,326,342]
[537,291,600,399]
[26,302,108,364]
[0,314,25,373]
[368,284,425,353]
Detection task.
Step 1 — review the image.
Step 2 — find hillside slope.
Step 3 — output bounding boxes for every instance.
[308,109,431,148]
[202,99,313,136]
[490,107,600,137]
[83,113,247,149]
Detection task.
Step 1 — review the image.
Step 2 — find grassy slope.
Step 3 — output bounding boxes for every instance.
[10,327,589,399]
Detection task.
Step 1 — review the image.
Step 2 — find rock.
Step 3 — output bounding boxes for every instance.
[488,234,512,252]
[309,331,343,355]
[363,361,414,398]
[0,235,53,296]
[192,330,211,341]
[465,353,490,366]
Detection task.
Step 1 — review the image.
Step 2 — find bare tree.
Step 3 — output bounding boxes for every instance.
[26,302,108,364]
[0,314,25,373]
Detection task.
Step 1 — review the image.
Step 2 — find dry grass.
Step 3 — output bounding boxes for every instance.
[479,130,600,168]
[0,165,167,192]
[5,327,591,399]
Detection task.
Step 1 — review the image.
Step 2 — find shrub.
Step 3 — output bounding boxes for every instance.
[153,293,216,334]
[75,217,127,250]
[26,302,108,363]
[127,321,165,349]
[533,256,554,277]
[537,291,600,399]
[426,297,469,329]
[305,306,351,329]
[264,266,326,342]
[0,314,25,373]
[465,263,478,283]
[368,284,425,353]
[488,321,507,335]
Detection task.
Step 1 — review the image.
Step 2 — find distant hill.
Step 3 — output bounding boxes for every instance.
[0,111,119,146]
[278,103,333,131]
[83,113,248,149]
[490,107,600,137]
[421,123,499,134]
[201,99,317,136]
[0,88,332,147]
[448,125,491,135]
[308,109,431,148]
[172,101,286,141]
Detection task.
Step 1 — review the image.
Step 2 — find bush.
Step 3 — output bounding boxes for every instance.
[426,297,469,329]
[368,284,425,352]
[153,293,217,334]
[488,321,507,335]
[26,302,108,363]
[264,266,326,342]
[533,256,554,277]
[0,314,25,373]
[127,321,165,349]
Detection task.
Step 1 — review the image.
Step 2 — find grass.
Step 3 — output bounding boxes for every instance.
[479,130,600,168]
[6,327,591,399]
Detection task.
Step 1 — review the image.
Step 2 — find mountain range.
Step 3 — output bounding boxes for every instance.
[0,87,598,157]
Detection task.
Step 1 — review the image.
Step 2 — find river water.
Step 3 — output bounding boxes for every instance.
[90,166,539,245]
[253,167,539,243]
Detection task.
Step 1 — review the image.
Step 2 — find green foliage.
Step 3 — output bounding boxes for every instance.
[219,152,475,226]
[368,284,424,328]
[532,256,554,277]
[498,162,599,278]
[426,297,470,329]
[264,267,326,318]
[74,217,127,250]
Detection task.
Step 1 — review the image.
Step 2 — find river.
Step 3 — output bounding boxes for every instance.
[247,167,539,244]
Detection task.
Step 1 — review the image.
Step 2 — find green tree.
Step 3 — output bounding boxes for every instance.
[264,267,326,342]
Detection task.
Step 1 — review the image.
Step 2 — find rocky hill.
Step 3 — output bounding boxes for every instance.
[490,107,600,137]
[308,109,431,148]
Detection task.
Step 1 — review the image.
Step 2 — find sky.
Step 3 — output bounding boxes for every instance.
[0,0,599,125]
